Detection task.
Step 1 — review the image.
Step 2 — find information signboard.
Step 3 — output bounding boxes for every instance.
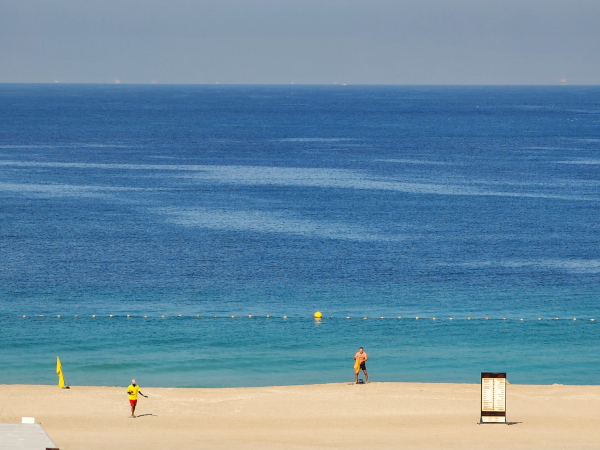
[480,372,506,423]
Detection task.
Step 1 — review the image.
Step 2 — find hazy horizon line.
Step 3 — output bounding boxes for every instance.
[1,82,596,87]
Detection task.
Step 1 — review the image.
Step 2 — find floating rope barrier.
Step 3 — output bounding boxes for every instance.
[2,315,598,321]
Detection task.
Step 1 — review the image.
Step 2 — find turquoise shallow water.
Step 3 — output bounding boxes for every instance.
[2,315,599,387]
[1,85,599,386]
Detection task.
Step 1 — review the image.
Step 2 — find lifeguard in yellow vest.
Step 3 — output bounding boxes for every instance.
[127,379,148,418]
[354,347,369,384]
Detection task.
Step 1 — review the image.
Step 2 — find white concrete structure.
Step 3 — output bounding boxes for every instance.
[0,423,59,450]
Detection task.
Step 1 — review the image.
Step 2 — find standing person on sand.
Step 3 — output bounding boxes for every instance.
[127,379,147,418]
[354,347,369,384]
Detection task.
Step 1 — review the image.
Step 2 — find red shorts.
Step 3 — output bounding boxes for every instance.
[130,399,137,406]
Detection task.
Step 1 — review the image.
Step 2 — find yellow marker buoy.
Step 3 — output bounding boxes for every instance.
[330,316,333,319]
[74,315,78,318]
[573,318,577,321]
[314,311,322,319]
[39,315,44,317]
[231,316,235,318]
[538,318,541,321]
[555,317,559,320]
[266,315,270,318]
[144,315,147,318]
[485,317,489,320]
[363,317,367,320]
[346,316,350,319]
[591,319,595,322]
[380,316,384,319]
[503,318,506,320]
[415,316,419,320]
[467,317,471,320]
[449,318,453,320]
[161,315,165,318]
[283,316,287,319]
[432,317,436,320]
[127,314,130,318]
[178,314,182,317]
[92,315,96,318]
[23,315,26,318]
[520,318,524,321]
[57,315,61,318]
[109,314,113,317]
[248,315,252,318]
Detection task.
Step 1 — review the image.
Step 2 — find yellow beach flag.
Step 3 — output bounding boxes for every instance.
[354,357,360,374]
[56,356,65,388]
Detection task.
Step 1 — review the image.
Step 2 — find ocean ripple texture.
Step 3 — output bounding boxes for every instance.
[1,85,599,387]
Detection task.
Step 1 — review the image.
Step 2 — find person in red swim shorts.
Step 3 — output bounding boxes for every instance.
[127,379,147,418]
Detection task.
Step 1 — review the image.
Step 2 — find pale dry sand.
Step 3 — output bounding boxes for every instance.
[1,382,599,449]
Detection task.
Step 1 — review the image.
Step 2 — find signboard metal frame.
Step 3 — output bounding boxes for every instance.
[480,372,506,424]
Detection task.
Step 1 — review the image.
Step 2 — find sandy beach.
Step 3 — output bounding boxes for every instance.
[1,382,599,449]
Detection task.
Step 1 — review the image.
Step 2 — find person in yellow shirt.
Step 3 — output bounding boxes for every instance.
[354,347,369,384]
[127,379,147,418]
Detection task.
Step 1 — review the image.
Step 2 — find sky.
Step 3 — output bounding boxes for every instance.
[1,0,599,85]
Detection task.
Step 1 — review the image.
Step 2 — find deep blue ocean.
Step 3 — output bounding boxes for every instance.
[1,84,599,387]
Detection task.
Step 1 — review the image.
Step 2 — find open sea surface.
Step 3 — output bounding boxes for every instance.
[1,85,599,387]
